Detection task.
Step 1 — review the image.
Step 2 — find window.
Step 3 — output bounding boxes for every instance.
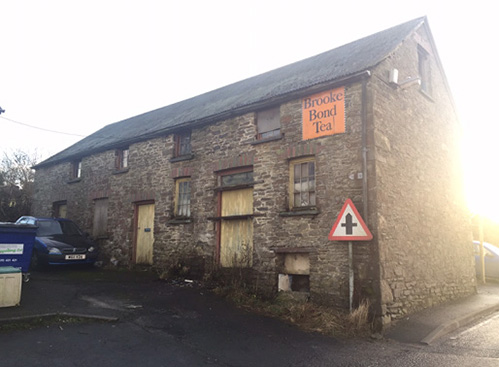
[53,201,67,218]
[220,171,254,187]
[71,160,82,180]
[174,131,191,157]
[115,148,129,170]
[257,107,280,140]
[289,157,316,209]
[418,45,431,95]
[175,178,191,217]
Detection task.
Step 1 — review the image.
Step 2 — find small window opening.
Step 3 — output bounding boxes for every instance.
[278,274,310,292]
[257,107,281,140]
[116,148,129,170]
[221,171,254,187]
[277,253,310,293]
[174,131,192,157]
[52,201,67,218]
[71,160,82,179]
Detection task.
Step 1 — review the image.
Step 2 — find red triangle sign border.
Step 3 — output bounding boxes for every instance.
[328,198,373,241]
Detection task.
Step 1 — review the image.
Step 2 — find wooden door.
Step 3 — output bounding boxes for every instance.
[135,203,155,265]
[220,188,253,267]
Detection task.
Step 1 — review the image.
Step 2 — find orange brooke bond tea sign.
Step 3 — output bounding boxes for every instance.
[302,87,345,140]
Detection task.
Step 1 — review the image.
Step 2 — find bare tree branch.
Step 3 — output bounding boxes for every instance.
[1,149,39,189]
[0,149,39,221]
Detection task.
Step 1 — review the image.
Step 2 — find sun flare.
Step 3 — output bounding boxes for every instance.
[462,122,499,223]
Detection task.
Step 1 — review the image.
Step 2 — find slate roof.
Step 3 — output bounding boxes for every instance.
[36,17,426,168]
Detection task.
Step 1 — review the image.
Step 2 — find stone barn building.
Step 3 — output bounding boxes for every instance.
[32,17,476,326]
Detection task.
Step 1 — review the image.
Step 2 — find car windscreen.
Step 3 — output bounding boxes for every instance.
[37,220,82,237]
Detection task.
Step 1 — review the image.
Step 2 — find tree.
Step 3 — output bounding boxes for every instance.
[0,149,39,222]
[1,149,39,189]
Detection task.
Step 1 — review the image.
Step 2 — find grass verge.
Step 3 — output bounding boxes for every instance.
[213,286,372,338]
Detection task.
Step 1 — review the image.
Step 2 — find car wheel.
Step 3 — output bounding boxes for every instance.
[30,251,45,270]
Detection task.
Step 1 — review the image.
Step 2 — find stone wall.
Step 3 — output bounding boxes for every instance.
[33,80,375,307]
[32,27,475,314]
[368,26,476,324]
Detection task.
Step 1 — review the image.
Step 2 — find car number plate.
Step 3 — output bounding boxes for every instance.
[65,254,86,260]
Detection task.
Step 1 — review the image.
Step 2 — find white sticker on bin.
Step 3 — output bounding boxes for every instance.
[0,244,24,255]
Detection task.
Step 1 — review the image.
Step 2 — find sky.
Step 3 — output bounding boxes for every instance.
[1,0,498,221]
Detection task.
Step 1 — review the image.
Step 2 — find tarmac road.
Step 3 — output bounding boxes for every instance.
[0,268,350,366]
[2,268,499,366]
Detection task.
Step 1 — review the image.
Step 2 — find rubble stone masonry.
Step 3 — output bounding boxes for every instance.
[367,27,476,324]
[33,26,475,323]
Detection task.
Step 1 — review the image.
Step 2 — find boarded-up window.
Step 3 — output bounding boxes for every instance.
[175,178,191,217]
[289,157,316,209]
[257,107,280,139]
[93,198,108,238]
[278,253,310,292]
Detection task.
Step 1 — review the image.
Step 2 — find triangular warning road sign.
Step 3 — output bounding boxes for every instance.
[328,199,373,241]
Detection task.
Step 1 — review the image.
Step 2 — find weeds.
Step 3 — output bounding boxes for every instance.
[207,251,372,338]
[214,284,372,338]
[267,296,371,337]
[348,299,371,331]
[157,251,206,281]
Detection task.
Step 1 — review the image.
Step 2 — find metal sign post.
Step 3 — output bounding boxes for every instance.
[348,241,354,311]
[329,199,372,312]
